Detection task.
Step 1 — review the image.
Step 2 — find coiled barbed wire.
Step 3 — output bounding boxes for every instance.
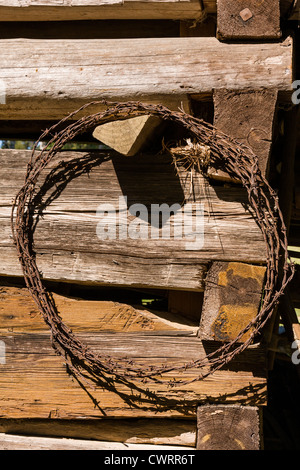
[11,100,295,390]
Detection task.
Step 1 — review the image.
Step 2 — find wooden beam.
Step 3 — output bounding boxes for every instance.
[0,286,198,335]
[217,0,281,40]
[213,89,278,180]
[1,149,266,289]
[0,417,197,447]
[0,0,297,22]
[0,433,193,450]
[0,285,268,420]
[0,0,214,21]
[0,36,294,120]
[196,404,262,450]
[198,262,266,343]
[0,332,267,419]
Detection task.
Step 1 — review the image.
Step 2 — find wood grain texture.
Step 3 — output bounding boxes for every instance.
[0,0,212,21]
[0,285,268,419]
[0,36,294,120]
[196,404,262,450]
[0,433,193,450]
[213,89,278,179]
[1,149,266,289]
[0,417,197,446]
[217,0,281,40]
[198,262,266,342]
[0,0,297,22]
[0,332,267,418]
[0,286,198,334]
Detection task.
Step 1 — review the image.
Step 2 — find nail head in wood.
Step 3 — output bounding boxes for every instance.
[240,7,253,22]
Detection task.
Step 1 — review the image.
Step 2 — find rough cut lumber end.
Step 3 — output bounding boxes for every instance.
[93,115,163,156]
[197,404,262,450]
[198,261,266,343]
[217,0,281,40]
[213,89,279,180]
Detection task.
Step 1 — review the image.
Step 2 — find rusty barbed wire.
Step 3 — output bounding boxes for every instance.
[11,100,295,389]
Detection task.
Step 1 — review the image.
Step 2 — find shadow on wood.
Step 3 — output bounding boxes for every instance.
[112,153,185,227]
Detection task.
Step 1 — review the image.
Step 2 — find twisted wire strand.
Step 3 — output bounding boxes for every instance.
[11,101,295,388]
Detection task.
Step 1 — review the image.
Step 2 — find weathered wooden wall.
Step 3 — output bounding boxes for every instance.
[0,0,298,450]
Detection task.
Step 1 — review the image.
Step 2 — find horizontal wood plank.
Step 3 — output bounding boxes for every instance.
[0,332,268,418]
[0,0,213,21]
[1,149,266,289]
[0,285,268,418]
[0,1,297,21]
[0,36,294,120]
[0,286,198,334]
[0,417,197,447]
[0,433,194,450]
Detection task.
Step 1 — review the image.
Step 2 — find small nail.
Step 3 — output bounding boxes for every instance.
[239,8,253,22]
